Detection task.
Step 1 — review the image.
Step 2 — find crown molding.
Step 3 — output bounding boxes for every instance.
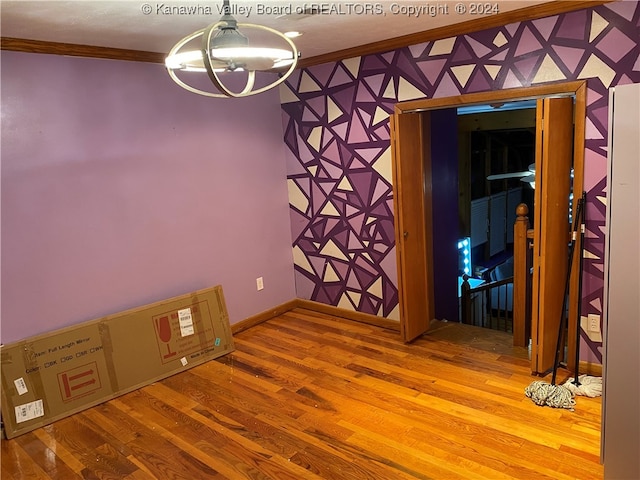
[1,1,611,68]
[1,37,165,64]
[297,0,612,68]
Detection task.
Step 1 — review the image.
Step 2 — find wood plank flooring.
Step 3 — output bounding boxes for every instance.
[1,308,603,479]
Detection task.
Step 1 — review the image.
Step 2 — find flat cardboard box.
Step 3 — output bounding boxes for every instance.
[1,285,234,439]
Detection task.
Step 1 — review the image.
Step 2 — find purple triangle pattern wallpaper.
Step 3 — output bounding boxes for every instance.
[280,3,640,362]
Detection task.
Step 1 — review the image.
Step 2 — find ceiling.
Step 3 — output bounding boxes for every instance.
[2,0,561,64]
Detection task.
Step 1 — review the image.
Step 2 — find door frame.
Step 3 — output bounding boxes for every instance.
[392,80,587,372]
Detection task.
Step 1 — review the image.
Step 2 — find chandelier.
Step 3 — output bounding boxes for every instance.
[165,0,299,98]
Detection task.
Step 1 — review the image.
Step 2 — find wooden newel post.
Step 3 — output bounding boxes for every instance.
[461,274,471,325]
[513,203,530,347]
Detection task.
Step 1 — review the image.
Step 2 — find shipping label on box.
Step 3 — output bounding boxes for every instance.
[1,285,234,439]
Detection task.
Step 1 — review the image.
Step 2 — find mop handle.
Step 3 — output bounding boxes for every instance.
[551,193,585,385]
[572,192,587,386]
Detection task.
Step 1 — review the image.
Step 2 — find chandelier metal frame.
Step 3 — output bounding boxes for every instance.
[165,8,299,98]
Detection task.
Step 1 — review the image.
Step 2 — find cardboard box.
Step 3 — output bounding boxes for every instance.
[1,285,234,438]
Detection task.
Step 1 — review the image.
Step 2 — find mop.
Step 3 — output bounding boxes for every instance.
[562,192,603,398]
[525,193,587,411]
[563,374,602,397]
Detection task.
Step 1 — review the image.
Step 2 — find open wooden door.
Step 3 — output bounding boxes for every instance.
[530,96,574,374]
[390,112,434,342]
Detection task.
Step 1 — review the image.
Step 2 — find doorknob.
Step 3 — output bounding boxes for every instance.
[403,231,409,239]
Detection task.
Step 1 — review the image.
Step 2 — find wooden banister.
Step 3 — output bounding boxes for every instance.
[513,204,532,347]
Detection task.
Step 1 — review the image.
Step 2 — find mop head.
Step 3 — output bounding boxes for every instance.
[525,381,576,411]
[563,375,602,397]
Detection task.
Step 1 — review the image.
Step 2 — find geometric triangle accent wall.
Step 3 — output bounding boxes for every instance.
[281,4,640,361]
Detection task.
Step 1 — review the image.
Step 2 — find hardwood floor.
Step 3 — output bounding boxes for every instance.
[1,309,603,479]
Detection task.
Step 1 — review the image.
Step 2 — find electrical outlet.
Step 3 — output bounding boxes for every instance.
[256,277,264,291]
[587,314,600,333]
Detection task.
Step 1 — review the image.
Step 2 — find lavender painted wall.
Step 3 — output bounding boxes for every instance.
[1,51,296,344]
[281,3,640,363]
